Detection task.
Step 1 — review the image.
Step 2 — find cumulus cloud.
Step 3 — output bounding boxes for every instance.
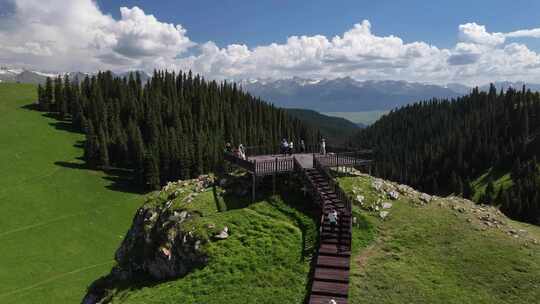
[0,0,193,71]
[458,23,506,46]
[2,0,540,85]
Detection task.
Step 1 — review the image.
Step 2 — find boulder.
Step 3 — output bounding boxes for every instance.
[372,180,383,192]
[379,211,389,219]
[420,193,432,203]
[382,202,393,209]
[388,190,399,200]
[214,226,229,240]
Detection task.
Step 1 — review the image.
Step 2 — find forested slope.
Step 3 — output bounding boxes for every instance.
[285,108,359,145]
[37,71,319,190]
[354,85,540,224]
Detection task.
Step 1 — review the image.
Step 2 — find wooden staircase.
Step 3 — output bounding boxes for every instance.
[300,165,353,304]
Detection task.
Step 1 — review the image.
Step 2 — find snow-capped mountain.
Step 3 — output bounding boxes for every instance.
[0,67,151,84]
[240,77,469,112]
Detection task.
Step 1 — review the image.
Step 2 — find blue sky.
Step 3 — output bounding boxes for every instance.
[95,0,540,50]
[3,0,540,85]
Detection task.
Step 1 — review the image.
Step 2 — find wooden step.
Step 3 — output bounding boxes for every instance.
[314,267,350,283]
[317,255,351,269]
[321,232,351,240]
[320,239,351,247]
[319,243,351,256]
[311,280,349,297]
[309,294,348,304]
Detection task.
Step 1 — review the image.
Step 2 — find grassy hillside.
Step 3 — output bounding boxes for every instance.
[286,108,359,145]
[0,83,143,303]
[339,173,540,303]
[103,179,317,303]
[471,168,513,202]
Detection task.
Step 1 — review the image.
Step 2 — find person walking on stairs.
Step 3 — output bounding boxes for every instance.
[328,208,338,232]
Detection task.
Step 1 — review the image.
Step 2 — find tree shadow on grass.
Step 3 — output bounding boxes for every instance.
[23,103,145,195]
[54,161,147,195]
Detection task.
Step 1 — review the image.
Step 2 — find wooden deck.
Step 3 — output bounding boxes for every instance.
[225,151,371,176]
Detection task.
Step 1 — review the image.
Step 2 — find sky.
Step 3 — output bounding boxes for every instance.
[2,0,540,85]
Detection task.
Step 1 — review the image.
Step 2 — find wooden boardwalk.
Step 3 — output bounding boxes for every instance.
[224,150,370,303]
[297,158,353,304]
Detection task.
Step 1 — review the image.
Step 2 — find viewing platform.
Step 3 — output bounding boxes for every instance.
[223,150,372,176]
[224,147,372,304]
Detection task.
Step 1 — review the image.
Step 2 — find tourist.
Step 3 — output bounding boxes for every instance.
[300,139,306,153]
[239,144,246,160]
[225,142,232,153]
[320,138,326,155]
[328,208,338,232]
[281,139,289,155]
[289,140,294,155]
[329,299,338,304]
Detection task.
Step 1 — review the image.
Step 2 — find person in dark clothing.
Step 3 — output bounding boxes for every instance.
[300,139,306,153]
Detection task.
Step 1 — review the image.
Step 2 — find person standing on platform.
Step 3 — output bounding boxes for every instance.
[281,139,289,155]
[320,138,326,155]
[300,139,306,153]
[289,140,294,155]
[239,144,246,160]
[225,142,232,153]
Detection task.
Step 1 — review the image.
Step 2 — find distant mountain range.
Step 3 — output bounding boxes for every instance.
[241,77,540,112]
[0,67,151,84]
[4,67,540,114]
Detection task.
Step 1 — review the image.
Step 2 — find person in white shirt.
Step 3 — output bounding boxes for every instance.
[328,208,338,232]
[289,141,294,155]
[320,138,326,155]
[281,139,289,155]
[238,144,246,160]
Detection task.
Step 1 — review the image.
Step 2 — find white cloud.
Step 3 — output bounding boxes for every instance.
[2,0,540,85]
[0,0,193,72]
[458,23,506,46]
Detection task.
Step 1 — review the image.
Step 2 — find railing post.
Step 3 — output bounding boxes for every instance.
[273,158,277,195]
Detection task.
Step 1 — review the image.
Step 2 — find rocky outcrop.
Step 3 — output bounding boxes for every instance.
[348,170,538,245]
[82,175,217,304]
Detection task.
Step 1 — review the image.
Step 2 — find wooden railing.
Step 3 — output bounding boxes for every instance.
[314,150,372,168]
[253,157,294,175]
[313,157,353,245]
[224,152,255,171]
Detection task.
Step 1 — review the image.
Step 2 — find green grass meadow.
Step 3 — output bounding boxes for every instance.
[340,175,540,304]
[108,191,318,304]
[0,83,143,303]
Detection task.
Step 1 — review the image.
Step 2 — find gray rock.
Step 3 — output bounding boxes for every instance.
[420,193,432,203]
[382,202,393,209]
[379,211,389,219]
[388,190,399,200]
[215,226,229,240]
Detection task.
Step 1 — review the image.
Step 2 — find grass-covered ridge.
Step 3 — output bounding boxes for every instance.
[0,83,143,304]
[339,173,540,304]
[100,176,318,304]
